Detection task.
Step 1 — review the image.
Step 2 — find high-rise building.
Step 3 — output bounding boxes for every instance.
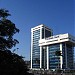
[31,24,75,70]
[31,24,53,69]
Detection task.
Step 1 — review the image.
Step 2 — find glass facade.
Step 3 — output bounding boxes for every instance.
[62,43,74,69]
[32,25,53,69]
[32,29,40,68]
[42,28,44,39]
[42,47,47,69]
[48,44,60,69]
[42,28,52,39]
[66,44,74,69]
[48,43,74,69]
[45,29,52,38]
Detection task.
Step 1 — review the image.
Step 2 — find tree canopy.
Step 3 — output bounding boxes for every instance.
[0,9,31,75]
[55,50,62,56]
[0,9,19,50]
[0,50,29,75]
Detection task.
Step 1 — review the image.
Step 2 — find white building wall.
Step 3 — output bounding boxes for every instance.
[60,43,63,69]
[40,47,42,68]
[47,46,49,70]
[39,33,75,46]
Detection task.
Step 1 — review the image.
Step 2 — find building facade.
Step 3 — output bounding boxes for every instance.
[31,24,75,70]
[31,24,53,69]
[39,33,75,70]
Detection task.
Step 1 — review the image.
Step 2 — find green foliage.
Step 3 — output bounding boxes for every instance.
[55,69,62,73]
[0,9,32,75]
[0,9,10,18]
[55,51,62,56]
[0,50,29,75]
[0,9,19,50]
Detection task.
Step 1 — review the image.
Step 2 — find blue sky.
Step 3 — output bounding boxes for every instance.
[0,0,74,60]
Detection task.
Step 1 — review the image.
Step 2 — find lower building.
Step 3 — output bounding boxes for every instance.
[39,33,75,70]
[31,25,75,70]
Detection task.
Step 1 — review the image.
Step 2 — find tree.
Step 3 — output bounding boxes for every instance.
[0,9,19,50]
[0,9,30,75]
[55,50,62,73]
[55,51,62,56]
[0,50,29,75]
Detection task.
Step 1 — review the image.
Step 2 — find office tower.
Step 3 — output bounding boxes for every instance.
[39,33,75,70]
[31,24,53,69]
[31,24,75,70]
